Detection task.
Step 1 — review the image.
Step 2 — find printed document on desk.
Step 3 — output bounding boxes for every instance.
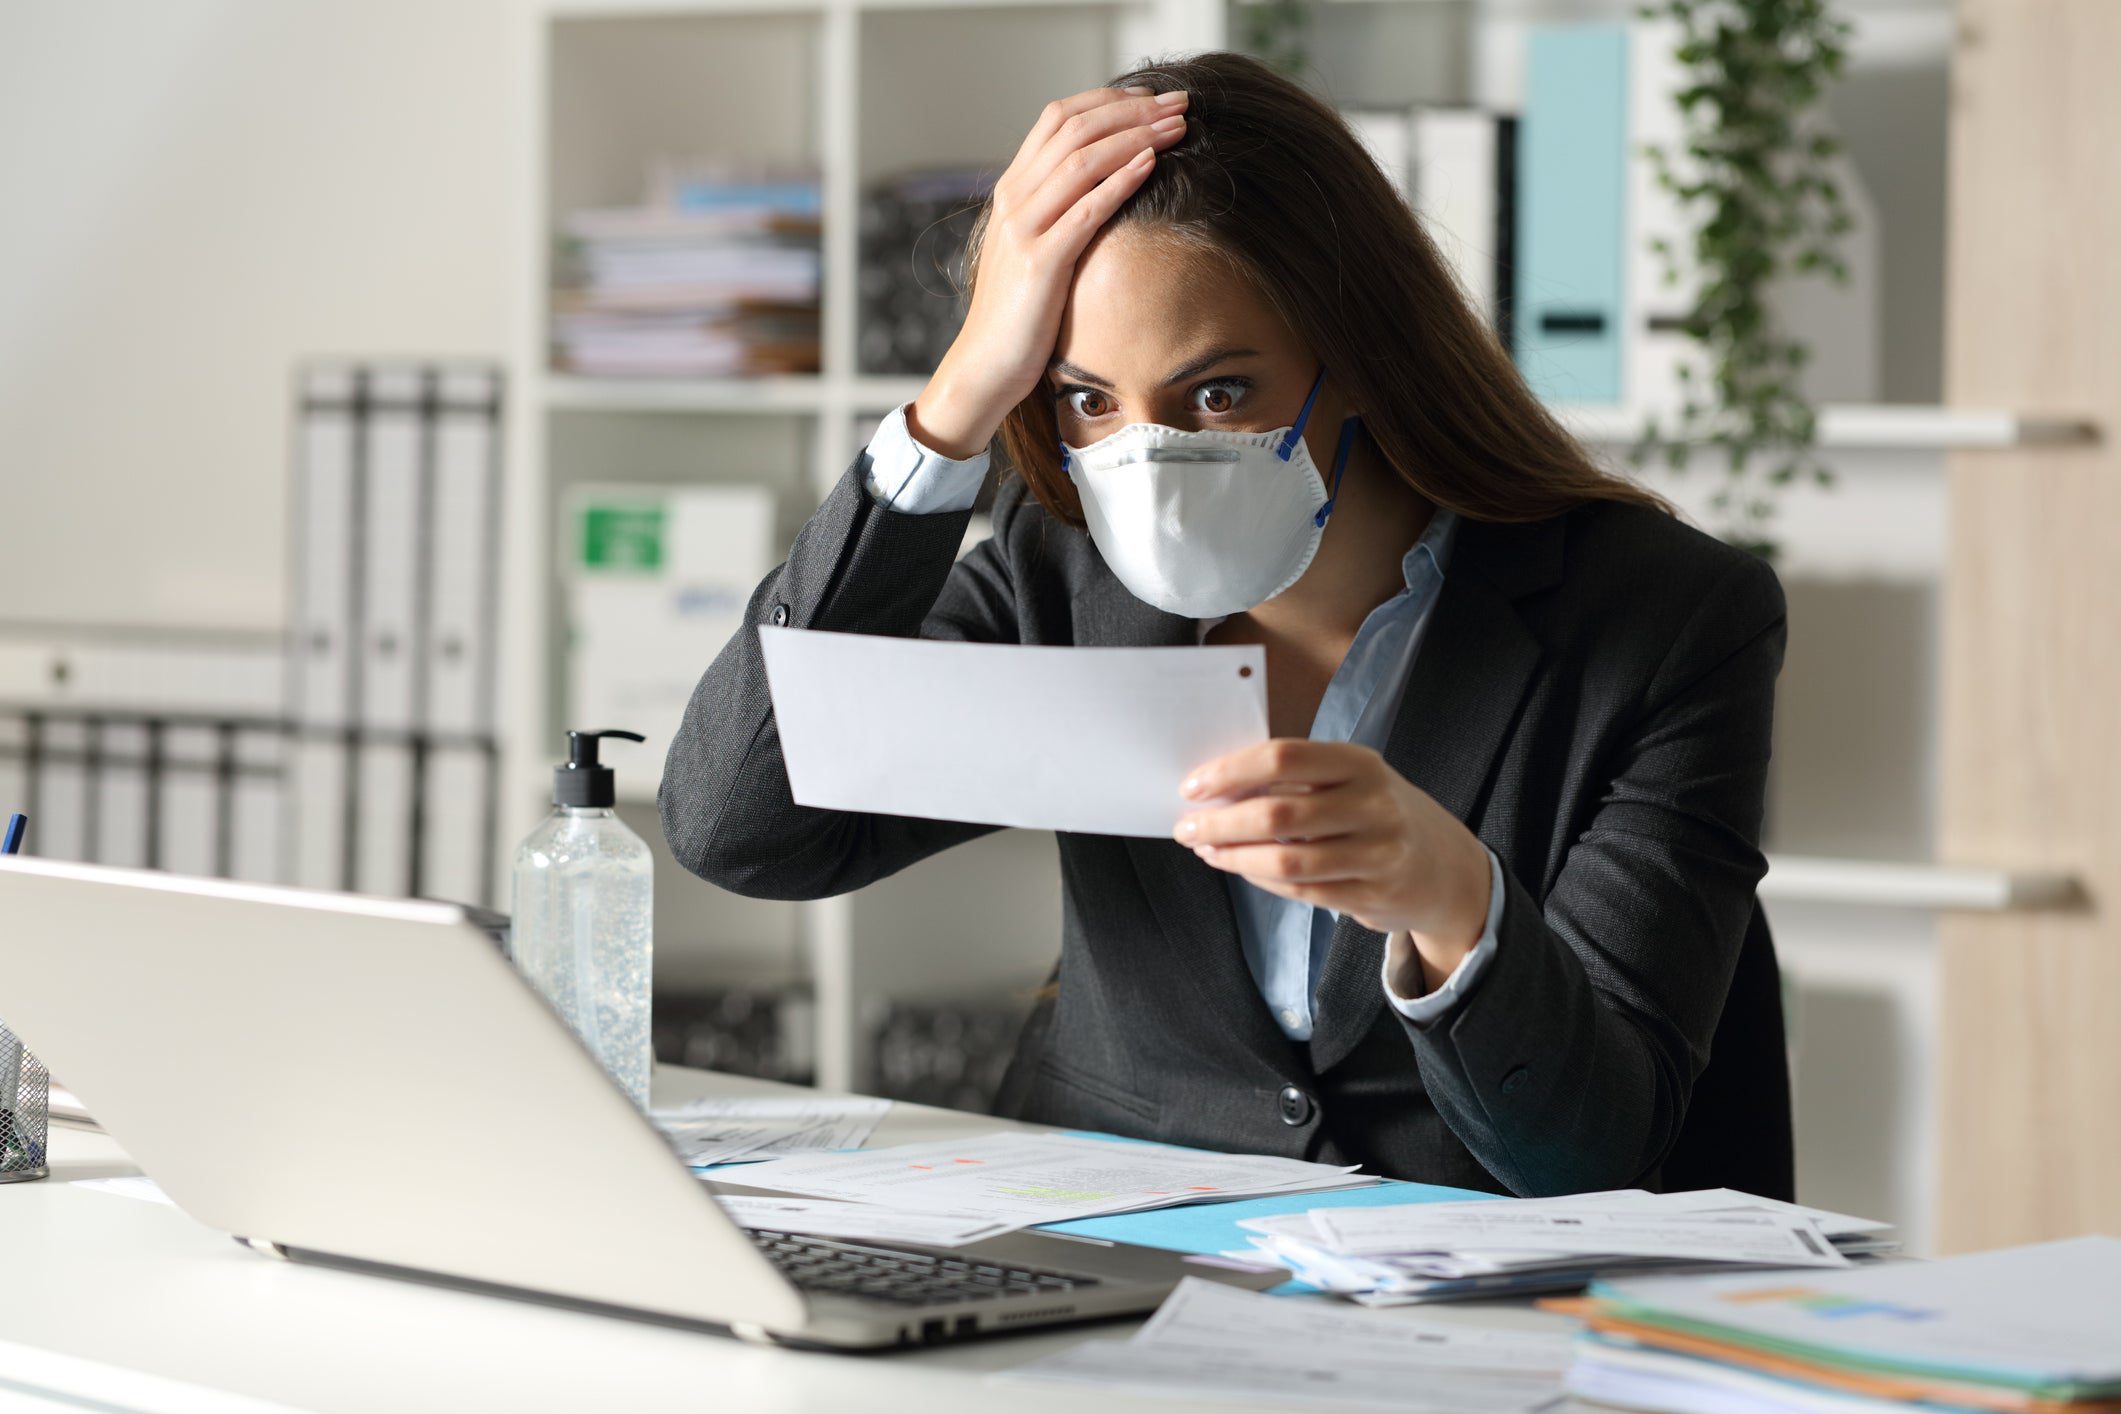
[725,1132,1366,1227]
[713,1197,1014,1249]
[999,1278,1570,1412]
[1308,1206,1850,1268]
[757,627,1267,837]
[649,1094,890,1167]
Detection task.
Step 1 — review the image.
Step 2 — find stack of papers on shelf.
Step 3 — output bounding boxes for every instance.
[552,167,821,377]
[723,1131,1371,1231]
[1556,1235,2121,1414]
[1000,1276,1572,1412]
[648,1094,890,1168]
[1239,1188,1896,1306]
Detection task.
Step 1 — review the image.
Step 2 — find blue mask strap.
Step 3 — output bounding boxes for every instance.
[1312,414,1362,528]
[1059,435,1069,473]
[1274,366,1329,462]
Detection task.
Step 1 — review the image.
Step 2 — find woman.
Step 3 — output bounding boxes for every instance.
[660,52,1792,1201]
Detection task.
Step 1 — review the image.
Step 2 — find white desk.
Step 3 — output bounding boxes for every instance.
[0,1068,1570,1413]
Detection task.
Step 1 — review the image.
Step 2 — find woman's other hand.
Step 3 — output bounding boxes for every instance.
[1173,740,1494,996]
[906,86,1190,460]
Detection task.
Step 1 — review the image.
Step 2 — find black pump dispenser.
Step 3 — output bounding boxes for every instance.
[553,729,645,808]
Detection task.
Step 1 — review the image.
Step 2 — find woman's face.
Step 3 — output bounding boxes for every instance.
[1048,225,1353,463]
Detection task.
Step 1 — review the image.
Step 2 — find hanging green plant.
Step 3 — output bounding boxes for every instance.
[1240,0,1313,79]
[1628,0,1857,560]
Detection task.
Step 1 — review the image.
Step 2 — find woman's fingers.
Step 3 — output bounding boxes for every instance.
[1013,120,1179,243]
[1190,837,1390,886]
[1005,89,1187,216]
[1008,86,1147,173]
[1182,740,1376,804]
[1175,783,1378,848]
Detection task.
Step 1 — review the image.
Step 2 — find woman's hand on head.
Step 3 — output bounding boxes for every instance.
[907,86,1190,461]
[1172,740,1494,993]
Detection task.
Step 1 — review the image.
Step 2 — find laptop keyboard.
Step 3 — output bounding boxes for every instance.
[746,1230,1101,1307]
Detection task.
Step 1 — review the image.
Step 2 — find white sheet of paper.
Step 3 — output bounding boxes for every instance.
[757,626,1267,837]
[1138,1277,1573,1372]
[1000,1341,1563,1414]
[712,1197,1015,1249]
[999,1279,1567,1412]
[648,1095,890,1167]
[730,1132,1363,1226]
[1409,1185,1893,1239]
[1308,1206,1849,1268]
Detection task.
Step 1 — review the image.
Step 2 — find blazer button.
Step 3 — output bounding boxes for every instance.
[1277,1084,1313,1126]
[1499,1065,1529,1095]
[770,603,791,626]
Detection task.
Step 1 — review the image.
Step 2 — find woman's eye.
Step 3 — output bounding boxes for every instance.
[1189,380,1250,415]
[1062,388,1114,419]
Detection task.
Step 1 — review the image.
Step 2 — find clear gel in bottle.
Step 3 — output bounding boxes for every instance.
[511,729,654,1109]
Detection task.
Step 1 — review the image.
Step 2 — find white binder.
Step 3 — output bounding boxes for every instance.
[293,367,361,731]
[285,361,507,901]
[357,367,427,735]
[1410,106,1509,335]
[425,368,503,736]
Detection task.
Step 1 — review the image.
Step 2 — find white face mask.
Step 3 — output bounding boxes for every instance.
[1061,366,1360,619]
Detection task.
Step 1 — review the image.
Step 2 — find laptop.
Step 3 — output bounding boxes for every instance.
[0,856,1285,1349]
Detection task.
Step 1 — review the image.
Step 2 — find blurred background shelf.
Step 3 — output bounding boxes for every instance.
[1760,856,2079,912]
[1557,404,2100,450]
[545,375,836,412]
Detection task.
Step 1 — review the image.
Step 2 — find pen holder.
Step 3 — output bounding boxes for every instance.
[0,1022,49,1183]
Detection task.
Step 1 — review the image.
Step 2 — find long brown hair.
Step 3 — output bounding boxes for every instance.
[965,50,1666,527]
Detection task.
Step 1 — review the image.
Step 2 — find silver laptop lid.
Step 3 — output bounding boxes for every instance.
[0,856,804,1331]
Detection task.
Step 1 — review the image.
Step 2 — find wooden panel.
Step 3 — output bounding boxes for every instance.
[1937,0,2121,1252]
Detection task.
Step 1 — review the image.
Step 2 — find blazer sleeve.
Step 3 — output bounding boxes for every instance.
[1397,552,1787,1197]
[656,453,1027,901]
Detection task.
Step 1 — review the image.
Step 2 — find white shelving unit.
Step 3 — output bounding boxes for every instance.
[1555,403,2097,450]
[1760,856,2078,912]
[512,0,2084,1112]
[520,0,1243,1092]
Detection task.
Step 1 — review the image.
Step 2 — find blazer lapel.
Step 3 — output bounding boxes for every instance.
[1072,575,1312,1072]
[1305,516,1558,1075]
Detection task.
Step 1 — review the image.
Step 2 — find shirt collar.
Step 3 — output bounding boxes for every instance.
[1406,506,1460,588]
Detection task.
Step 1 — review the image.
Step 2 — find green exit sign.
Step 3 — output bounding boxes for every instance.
[578,504,665,571]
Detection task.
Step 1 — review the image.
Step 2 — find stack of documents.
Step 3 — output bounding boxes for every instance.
[1556,1236,2121,1414]
[1238,1189,1896,1305]
[648,1095,890,1168]
[553,169,822,378]
[726,1131,1370,1232]
[1001,1277,1572,1412]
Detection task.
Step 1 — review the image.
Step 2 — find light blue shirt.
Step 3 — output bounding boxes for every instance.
[861,401,1505,1036]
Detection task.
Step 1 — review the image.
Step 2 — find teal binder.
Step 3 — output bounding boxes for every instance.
[1515,23,1629,404]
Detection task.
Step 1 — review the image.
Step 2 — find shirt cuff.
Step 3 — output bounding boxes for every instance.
[1382,845,1506,1026]
[862,401,990,514]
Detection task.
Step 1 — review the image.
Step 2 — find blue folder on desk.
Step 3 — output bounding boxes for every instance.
[1036,1131,1500,1293]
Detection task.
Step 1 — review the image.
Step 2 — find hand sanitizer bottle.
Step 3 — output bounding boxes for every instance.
[511,729,654,1109]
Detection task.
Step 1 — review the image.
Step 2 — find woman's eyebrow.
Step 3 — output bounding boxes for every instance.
[1048,347,1263,390]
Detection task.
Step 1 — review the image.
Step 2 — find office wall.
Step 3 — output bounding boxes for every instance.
[0,0,532,632]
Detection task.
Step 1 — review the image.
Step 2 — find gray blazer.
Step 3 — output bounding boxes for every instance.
[659,453,1792,1200]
